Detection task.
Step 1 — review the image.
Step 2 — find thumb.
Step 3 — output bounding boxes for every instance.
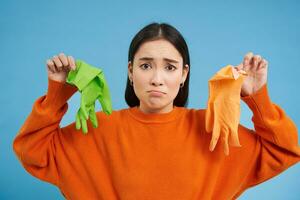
[234,63,248,76]
[235,63,243,71]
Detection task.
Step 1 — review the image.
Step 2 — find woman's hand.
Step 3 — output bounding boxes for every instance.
[46,53,76,83]
[234,52,268,97]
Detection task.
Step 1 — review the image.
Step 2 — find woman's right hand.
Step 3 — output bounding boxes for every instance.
[46,53,76,83]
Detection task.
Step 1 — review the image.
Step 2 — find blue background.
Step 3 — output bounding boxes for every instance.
[1,0,299,199]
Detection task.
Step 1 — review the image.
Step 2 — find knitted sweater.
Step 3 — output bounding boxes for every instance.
[13,78,300,200]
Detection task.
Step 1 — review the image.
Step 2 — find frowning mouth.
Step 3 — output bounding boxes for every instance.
[147,90,166,96]
[147,90,166,94]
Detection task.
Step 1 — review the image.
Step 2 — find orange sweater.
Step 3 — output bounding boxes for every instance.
[13,78,300,200]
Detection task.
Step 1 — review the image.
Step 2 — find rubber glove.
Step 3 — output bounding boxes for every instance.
[66,59,112,134]
[95,71,113,115]
[205,65,248,155]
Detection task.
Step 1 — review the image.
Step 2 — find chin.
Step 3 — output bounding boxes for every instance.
[147,103,165,110]
[148,101,172,110]
[140,101,163,109]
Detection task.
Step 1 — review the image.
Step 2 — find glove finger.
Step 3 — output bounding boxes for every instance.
[80,111,88,134]
[80,97,89,120]
[222,126,230,156]
[98,96,112,115]
[97,73,113,115]
[75,110,81,130]
[209,103,221,151]
[89,105,98,128]
[209,114,221,152]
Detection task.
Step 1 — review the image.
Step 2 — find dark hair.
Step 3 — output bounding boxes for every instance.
[125,22,190,107]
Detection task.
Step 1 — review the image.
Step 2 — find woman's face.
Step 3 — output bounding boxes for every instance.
[128,39,189,114]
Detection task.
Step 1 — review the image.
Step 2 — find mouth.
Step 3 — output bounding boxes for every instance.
[147,90,166,97]
[147,90,166,94]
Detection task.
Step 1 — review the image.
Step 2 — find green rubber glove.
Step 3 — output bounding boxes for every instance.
[67,59,101,91]
[95,71,113,115]
[75,73,113,133]
[66,59,112,134]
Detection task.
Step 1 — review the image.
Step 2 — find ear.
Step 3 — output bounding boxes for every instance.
[128,61,133,80]
[181,64,189,83]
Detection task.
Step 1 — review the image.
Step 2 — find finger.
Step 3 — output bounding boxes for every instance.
[97,73,113,115]
[58,52,69,67]
[52,55,63,72]
[235,63,243,71]
[210,118,221,152]
[68,56,76,70]
[80,113,88,135]
[75,111,81,130]
[238,69,247,75]
[46,59,55,73]
[263,59,268,67]
[258,58,268,70]
[222,128,229,156]
[253,55,262,70]
[89,105,98,128]
[231,66,240,80]
[209,104,221,151]
[243,52,254,71]
[234,65,247,76]
[80,98,89,120]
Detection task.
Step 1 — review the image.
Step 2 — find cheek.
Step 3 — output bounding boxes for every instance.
[132,72,148,95]
[134,70,147,84]
[170,78,181,87]
[169,72,182,86]
[165,77,181,96]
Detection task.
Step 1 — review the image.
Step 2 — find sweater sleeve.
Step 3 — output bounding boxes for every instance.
[234,83,300,192]
[12,78,78,186]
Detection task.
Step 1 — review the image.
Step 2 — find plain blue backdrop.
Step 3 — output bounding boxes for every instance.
[1,0,299,199]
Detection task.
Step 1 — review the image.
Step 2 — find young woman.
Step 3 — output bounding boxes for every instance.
[13,22,300,200]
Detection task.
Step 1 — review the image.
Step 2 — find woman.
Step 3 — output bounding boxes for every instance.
[13,22,300,200]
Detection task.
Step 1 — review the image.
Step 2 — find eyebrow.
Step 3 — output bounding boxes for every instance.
[138,57,179,63]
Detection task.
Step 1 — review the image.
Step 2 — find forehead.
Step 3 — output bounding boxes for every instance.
[135,39,182,62]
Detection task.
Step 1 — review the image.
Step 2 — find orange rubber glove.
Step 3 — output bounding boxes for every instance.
[205,65,248,156]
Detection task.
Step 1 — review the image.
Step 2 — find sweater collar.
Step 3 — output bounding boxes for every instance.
[127,105,184,123]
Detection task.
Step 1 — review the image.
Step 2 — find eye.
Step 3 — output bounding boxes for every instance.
[166,65,177,71]
[140,63,151,70]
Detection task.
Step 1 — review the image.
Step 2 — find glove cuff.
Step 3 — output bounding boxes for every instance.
[66,59,102,91]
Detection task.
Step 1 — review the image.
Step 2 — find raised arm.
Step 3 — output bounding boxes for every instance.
[206,52,300,198]
[227,83,300,198]
[12,78,77,186]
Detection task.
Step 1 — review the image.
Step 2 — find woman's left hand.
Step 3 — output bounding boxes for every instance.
[234,52,268,97]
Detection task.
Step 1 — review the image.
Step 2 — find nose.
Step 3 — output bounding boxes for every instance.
[150,69,163,86]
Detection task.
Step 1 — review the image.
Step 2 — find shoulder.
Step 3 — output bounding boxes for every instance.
[96,107,129,117]
[183,107,206,120]
[95,107,129,124]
